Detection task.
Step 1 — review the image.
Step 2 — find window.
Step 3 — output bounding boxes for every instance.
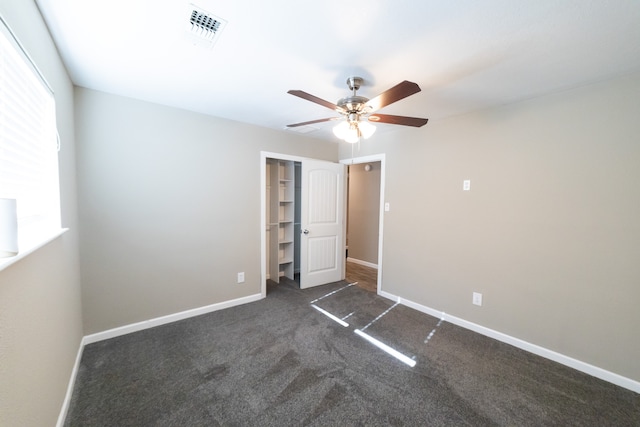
[0,16,62,265]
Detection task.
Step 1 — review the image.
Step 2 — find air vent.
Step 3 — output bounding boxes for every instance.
[185,4,227,48]
[286,125,318,134]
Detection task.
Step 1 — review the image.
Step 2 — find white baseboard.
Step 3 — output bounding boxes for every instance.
[379,290,640,394]
[58,293,264,425]
[347,257,378,269]
[56,337,85,427]
[83,293,263,345]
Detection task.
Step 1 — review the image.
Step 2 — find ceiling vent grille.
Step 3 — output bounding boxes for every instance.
[185,4,227,49]
[286,125,318,134]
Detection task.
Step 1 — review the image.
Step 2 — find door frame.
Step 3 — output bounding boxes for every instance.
[340,153,386,294]
[261,151,347,297]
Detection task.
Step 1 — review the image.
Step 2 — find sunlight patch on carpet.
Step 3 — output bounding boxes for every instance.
[311,304,349,327]
[309,283,355,304]
[355,329,417,367]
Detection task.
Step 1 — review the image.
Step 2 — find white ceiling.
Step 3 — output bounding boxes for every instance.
[36,0,640,141]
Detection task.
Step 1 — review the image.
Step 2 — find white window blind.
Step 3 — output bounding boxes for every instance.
[0,17,60,239]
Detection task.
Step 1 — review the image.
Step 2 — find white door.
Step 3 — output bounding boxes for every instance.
[300,159,346,289]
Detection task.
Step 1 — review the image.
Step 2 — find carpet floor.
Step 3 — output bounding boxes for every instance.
[64,280,639,426]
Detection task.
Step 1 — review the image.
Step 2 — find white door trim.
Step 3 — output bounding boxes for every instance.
[340,154,386,294]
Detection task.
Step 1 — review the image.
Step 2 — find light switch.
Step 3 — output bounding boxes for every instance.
[463,180,471,191]
[384,202,390,212]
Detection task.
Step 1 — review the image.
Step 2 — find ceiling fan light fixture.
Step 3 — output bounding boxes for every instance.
[344,125,360,144]
[344,128,360,144]
[333,120,358,143]
[332,120,350,139]
[333,120,374,143]
[358,120,376,139]
[333,120,360,143]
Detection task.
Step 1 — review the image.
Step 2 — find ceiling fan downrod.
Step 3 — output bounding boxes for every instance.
[338,76,369,114]
[346,76,363,94]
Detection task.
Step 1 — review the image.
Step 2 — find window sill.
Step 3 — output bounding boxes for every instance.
[0,228,69,272]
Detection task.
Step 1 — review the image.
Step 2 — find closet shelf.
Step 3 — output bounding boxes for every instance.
[268,158,298,284]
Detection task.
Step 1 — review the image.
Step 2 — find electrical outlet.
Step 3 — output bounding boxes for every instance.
[237,272,245,283]
[463,180,471,191]
[472,292,482,306]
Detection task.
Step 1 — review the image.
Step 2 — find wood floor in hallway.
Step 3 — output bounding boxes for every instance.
[345,261,378,293]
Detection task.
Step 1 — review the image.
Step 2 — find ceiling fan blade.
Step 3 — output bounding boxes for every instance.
[368,114,428,127]
[365,80,422,112]
[287,117,339,127]
[287,90,345,113]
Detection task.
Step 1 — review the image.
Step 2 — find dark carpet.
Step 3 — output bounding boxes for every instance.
[64,280,639,426]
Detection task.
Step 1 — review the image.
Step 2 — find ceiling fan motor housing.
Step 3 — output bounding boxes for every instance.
[346,76,363,91]
[339,76,372,121]
[338,95,369,114]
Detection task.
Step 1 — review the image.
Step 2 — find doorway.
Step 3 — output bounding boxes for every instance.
[346,161,381,293]
[341,154,386,294]
[261,152,347,297]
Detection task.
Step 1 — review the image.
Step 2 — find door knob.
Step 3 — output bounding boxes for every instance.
[302,229,309,235]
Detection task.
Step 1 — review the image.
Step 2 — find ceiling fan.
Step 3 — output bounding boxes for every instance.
[287,76,428,143]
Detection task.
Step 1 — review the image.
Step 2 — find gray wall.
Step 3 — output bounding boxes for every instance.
[74,88,337,334]
[339,72,640,383]
[347,162,381,265]
[0,1,83,426]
